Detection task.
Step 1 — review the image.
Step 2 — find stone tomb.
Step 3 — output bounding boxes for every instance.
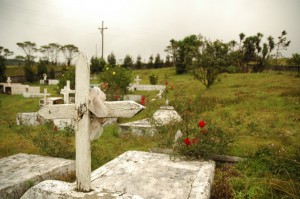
[22,151,215,199]
[0,153,75,199]
[119,106,182,136]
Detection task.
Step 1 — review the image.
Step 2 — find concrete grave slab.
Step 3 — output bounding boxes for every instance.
[0,153,75,199]
[21,151,215,199]
[128,84,166,91]
[123,94,142,102]
[118,118,156,136]
[92,151,215,199]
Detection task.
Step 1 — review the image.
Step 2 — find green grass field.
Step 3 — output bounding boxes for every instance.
[0,67,299,198]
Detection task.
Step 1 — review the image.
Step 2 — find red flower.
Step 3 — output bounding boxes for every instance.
[192,138,198,144]
[165,81,168,86]
[170,85,174,90]
[140,96,146,106]
[114,95,120,100]
[54,126,58,131]
[184,137,191,145]
[198,120,206,128]
[201,129,207,134]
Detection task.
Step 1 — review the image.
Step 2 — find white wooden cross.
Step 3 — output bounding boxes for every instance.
[60,80,75,104]
[134,75,141,85]
[38,53,144,192]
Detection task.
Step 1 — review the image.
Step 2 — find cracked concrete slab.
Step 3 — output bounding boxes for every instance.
[0,153,75,199]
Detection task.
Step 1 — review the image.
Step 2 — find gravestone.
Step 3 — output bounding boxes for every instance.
[134,75,141,85]
[7,76,12,86]
[60,80,75,104]
[37,52,144,192]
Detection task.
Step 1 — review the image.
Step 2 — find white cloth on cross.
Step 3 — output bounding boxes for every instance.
[89,87,109,141]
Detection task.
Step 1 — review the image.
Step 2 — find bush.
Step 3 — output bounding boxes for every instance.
[23,64,35,82]
[148,74,158,85]
[58,66,75,92]
[13,122,75,159]
[36,60,48,79]
[99,65,132,100]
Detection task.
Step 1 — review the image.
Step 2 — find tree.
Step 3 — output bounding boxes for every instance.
[189,39,231,88]
[61,44,79,66]
[15,55,25,68]
[48,43,61,65]
[122,54,133,68]
[275,30,291,64]
[239,33,245,50]
[90,56,106,74]
[148,55,154,68]
[0,46,14,82]
[39,45,51,63]
[36,59,48,79]
[154,53,163,68]
[165,39,178,67]
[165,55,172,67]
[16,41,37,64]
[135,55,142,69]
[229,40,237,52]
[288,53,300,77]
[107,52,116,67]
[170,35,202,74]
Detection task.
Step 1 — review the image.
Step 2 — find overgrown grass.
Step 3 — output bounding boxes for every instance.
[0,67,299,197]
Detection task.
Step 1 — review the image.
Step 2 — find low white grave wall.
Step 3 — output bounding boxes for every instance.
[128,84,166,91]
[48,79,59,85]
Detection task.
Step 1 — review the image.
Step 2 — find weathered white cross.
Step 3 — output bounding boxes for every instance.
[134,75,141,85]
[38,53,144,192]
[60,80,75,104]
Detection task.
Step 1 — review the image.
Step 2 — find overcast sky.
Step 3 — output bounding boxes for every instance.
[0,0,299,63]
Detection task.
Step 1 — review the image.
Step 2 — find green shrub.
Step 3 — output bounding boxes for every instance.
[13,122,75,159]
[99,65,132,100]
[58,66,75,92]
[148,74,158,85]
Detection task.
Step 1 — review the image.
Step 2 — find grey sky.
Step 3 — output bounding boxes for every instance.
[0,0,299,63]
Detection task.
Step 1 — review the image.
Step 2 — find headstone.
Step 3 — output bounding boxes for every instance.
[7,76,11,86]
[123,94,142,102]
[37,52,144,192]
[152,106,182,125]
[134,75,141,85]
[0,153,75,199]
[60,80,75,104]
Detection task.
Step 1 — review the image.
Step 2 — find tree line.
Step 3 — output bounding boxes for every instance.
[90,52,173,74]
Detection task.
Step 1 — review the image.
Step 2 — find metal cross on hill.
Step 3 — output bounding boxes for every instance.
[38,53,144,192]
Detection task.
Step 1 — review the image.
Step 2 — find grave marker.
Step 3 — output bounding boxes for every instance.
[38,52,144,192]
[134,75,141,85]
[60,80,75,104]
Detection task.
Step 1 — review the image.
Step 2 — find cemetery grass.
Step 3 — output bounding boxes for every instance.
[0,67,299,198]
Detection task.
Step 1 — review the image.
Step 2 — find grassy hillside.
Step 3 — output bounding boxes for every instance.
[0,67,299,198]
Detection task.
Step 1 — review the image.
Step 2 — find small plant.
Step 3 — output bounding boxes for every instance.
[148,74,158,85]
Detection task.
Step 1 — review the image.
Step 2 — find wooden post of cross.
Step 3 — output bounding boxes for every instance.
[37,52,144,192]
